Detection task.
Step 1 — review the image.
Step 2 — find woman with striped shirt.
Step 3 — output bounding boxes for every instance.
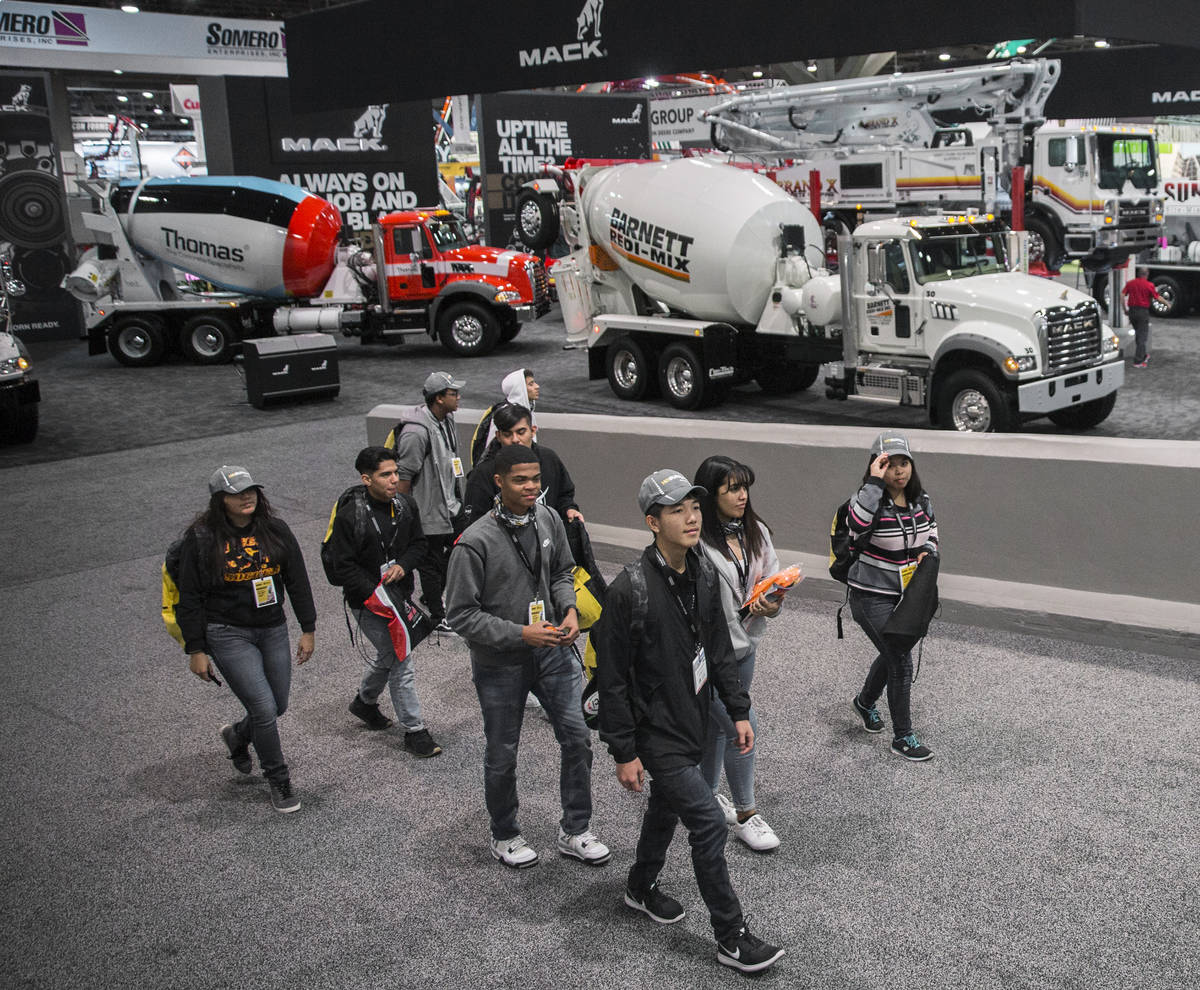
[847,433,939,762]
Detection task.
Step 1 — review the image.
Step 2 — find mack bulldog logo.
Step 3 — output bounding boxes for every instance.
[353,105,388,142]
[281,105,389,153]
[518,0,606,67]
[611,104,643,125]
[609,208,694,282]
[9,85,32,110]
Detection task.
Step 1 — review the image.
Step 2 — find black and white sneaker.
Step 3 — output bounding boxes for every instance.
[624,882,685,924]
[432,618,455,635]
[891,733,934,762]
[852,695,885,734]
[716,925,785,973]
[220,723,252,775]
[269,779,301,814]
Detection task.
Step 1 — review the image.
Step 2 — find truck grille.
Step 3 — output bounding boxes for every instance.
[1043,303,1102,373]
[526,259,552,316]
[1118,201,1151,225]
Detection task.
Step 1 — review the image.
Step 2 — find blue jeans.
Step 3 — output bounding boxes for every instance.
[629,763,744,942]
[470,647,593,841]
[701,650,758,812]
[850,588,914,739]
[206,622,292,783]
[354,607,424,732]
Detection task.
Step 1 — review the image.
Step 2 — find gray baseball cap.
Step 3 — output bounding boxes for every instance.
[209,465,261,495]
[637,468,707,514]
[869,431,914,460]
[423,371,465,398]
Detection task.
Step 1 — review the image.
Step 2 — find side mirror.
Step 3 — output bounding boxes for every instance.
[867,243,886,285]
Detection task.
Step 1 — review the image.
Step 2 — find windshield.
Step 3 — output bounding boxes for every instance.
[1095,134,1158,193]
[911,231,1008,283]
[427,218,468,250]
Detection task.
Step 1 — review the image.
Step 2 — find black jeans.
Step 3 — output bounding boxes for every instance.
[1129,306,1150,362]
[849,588,914,739]
[628,764,744,941]
[416,531,456,622]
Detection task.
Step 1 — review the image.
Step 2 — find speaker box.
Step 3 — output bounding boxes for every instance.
[242,333,340,409]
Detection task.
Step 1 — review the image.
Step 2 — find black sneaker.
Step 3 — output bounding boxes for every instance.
[624,882,685,924]
[220,723,252,774]
[349,694,393,731]
[432,618,455,634]
[851,695,885,734]
[404,728,443,758]
[269,779,301,814]
[891,733,934,762]
[716,925,785,973]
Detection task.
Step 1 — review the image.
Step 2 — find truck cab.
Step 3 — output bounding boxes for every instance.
[374,209,551,354]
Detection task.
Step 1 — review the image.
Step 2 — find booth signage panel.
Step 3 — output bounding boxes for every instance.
[650,94,723,145]
[477,91,650,247]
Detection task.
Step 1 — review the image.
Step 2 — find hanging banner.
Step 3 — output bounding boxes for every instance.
[650,94,724,146]
[199,77,438,232]
[478,91,650,247]
[0,2,287,76]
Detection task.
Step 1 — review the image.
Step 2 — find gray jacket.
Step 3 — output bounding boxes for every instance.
[699,522,781,660]
[391,404,462,535]
[445,503,577,667]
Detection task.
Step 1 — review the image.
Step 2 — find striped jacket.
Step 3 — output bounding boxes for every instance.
[846,477,939,597]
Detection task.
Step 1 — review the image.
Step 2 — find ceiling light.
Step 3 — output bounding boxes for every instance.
[751,69,764,78]
[153,107,163,115]
[116,94,129,102]
[1016,45,1028,54]
[113,69,123,75]
[938,52,952,61]
[142,91,153,99]
[806,62,818,73]
[180,117,190,124]
[121,5,139,12]
[1094,39,1109,48]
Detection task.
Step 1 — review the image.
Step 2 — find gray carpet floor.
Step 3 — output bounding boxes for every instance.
[0,414,1196,990]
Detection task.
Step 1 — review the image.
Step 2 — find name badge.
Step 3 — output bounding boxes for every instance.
[380,559,396,578]
[528,599,546,625]
[692,646,708,695]
[899,562,917,590]
[451,456,465,478]
[252,576,278,608]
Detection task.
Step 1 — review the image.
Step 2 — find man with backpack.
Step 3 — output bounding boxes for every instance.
[592,469,785,975]
[323,446,442,758]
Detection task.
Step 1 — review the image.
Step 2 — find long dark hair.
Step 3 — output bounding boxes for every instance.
[190,486,283,579]
[694,455,771,562]
[861,455,925,505]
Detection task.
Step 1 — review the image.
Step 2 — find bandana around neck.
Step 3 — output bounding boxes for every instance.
[493,494,533,527]
[721,518,744,535]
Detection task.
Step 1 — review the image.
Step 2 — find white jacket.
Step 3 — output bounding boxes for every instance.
[699,522,780,661]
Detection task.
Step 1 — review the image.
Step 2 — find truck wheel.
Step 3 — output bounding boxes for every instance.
[659,342,712,411]
[1047,392,1117,430]
[606,336,657,401]
[438,300,500,356]
[1025,217,1064,270]
[755,361,820,394]
[1151,275,1187,318]
[499,317,521,343]
[936,369,1013,432]
[514,191,560,251]
[180,313,236,365]
[107,315,167,367]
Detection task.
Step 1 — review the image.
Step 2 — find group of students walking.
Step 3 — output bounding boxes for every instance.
[173,368,939,975]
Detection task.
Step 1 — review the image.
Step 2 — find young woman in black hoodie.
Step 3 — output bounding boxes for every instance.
[176,466,316,813]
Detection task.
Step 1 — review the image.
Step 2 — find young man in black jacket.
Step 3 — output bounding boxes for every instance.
[324,446,441,758]
[594,469,784,975]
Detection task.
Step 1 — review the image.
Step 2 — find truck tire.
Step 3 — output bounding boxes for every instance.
[180,313,237,364]
[438,300,500,356]
[514,190,559,251]
[107,314,167,368]
[1047,392,1117,430]
[659,341,714,411]
[499,316,521,343]
[1025,216,1064,270]
[755,361,820,394]
[1150,275,1187,318]
[936,369,1013,433]
[606,335,658,401]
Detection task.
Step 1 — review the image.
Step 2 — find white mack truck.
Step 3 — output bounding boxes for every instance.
[519,157,1124,432]
[701,59,1162,271]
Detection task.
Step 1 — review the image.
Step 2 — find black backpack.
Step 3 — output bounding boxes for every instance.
[320,485,412,586]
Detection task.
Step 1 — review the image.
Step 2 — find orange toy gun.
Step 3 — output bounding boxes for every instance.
[738,564,803,620]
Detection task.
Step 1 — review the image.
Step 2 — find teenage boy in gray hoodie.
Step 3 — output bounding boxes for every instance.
[445,444,610,870]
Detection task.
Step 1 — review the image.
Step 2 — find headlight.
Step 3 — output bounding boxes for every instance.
[0,356,29,374]
[1103,199,1118,224]
[1153,198,1165,223]
[494,289,522,303]
[1003,354,1037,373]
[1102,334,1121,353]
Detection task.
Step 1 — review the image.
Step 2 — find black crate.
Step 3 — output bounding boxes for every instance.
[242,334,339,409]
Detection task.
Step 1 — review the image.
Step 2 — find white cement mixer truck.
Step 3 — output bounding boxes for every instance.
[516,157,1124,432]
[66,176,551,367]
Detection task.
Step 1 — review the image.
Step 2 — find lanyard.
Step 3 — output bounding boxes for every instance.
[367,501,399,558]
[653,549,700,646]
[501,515,542,588]
[435,415,457,453]
[891,498,915,554]
[728,530,749,597]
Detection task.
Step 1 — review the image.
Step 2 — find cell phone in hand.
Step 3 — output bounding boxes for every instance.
[209,671,223,687]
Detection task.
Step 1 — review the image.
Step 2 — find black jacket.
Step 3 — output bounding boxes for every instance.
[324,488,427,606]
[464,443,579,525]
[594,547,749,773]
[176,518,316,655]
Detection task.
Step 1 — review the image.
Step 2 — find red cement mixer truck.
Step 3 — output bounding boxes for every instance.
[66,176,551,366]
[516,157,1124,432]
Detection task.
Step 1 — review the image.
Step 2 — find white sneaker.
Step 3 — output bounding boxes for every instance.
[491,835,539,869]
[731,814,781,852]
[715,793,738,826]
[557,827,612,865]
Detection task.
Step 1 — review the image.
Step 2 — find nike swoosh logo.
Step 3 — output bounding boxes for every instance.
[724,947,740,960]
